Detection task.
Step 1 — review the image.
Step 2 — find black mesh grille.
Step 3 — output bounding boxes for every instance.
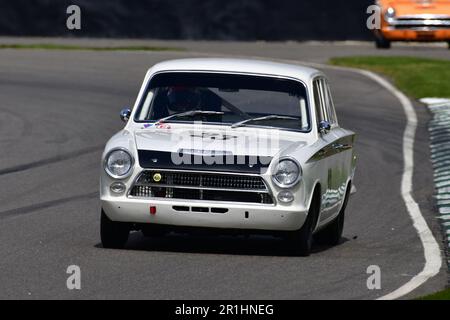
[134,171,267,190]
[130,171,273,204]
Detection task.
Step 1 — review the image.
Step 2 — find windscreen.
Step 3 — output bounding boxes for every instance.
[134,72,310,131]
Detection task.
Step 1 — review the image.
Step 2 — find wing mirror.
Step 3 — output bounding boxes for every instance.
[120,108,131,122]
[318,120,331,134]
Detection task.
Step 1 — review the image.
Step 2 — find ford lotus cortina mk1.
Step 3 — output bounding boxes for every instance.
[100,58,356,256]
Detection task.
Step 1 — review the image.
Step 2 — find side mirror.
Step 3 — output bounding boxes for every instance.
[318,120,331,134]
[120,108,131,122]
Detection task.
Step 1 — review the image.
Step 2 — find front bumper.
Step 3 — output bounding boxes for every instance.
[101,197,307,232]
[379,16,450,41]
[380,28,450,41]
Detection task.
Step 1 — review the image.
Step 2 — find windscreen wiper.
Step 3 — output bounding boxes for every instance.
[231,115,300,129]
[155,110,224,125]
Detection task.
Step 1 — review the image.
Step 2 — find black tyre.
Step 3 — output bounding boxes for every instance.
[288,190,320,256]
[315,184,351,246]
[375,36,391,49]
[100,209,130,249]
[141,225,166,238]
[447,41,450,49]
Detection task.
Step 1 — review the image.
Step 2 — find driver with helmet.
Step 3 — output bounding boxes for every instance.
[166,87,201,113]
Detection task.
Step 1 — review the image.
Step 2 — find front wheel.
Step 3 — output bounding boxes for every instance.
[287,191,320,256]
[100,209,130,249]
[141,225,166,238]
[315,184,351,246]
[375,36,391,49]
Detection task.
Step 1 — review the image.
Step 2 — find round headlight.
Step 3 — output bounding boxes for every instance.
[105,149,133,178]
[385,7,396,20]
[272,159,301,188]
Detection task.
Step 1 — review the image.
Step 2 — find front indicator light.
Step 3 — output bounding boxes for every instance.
[110,182,126,194]
[278,191,294,203]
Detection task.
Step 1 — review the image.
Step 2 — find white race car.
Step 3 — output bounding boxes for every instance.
[100,58,356,256]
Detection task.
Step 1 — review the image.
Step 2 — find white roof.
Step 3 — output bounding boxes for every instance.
[148,58,322,81]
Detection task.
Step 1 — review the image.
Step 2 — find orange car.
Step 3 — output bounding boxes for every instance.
[374,0,450,49]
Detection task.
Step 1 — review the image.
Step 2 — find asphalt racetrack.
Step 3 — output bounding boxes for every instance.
[0,41,448,299]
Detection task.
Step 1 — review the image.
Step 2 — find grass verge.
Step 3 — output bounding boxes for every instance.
[330,56,450,99]
[417,287,450,300]
[0,43,184,52]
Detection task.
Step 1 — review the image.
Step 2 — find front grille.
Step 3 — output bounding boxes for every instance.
[129,170,273,204]
[391,16,450,30]
[393,24,450,30]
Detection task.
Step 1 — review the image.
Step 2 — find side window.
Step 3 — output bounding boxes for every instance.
[323,80,338,126]
[318,79,329,123]
[314,77,339,130]
[313,79,325,122]
[314,78,331,121]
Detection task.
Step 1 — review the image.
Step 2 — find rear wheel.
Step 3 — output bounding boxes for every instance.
[287,190,320,256]
[100,209,130,249]
[315,184,351,246]
[447,41,450,49]
[375,36,391,49]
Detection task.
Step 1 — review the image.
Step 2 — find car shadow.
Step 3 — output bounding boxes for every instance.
[95,232,350,257]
